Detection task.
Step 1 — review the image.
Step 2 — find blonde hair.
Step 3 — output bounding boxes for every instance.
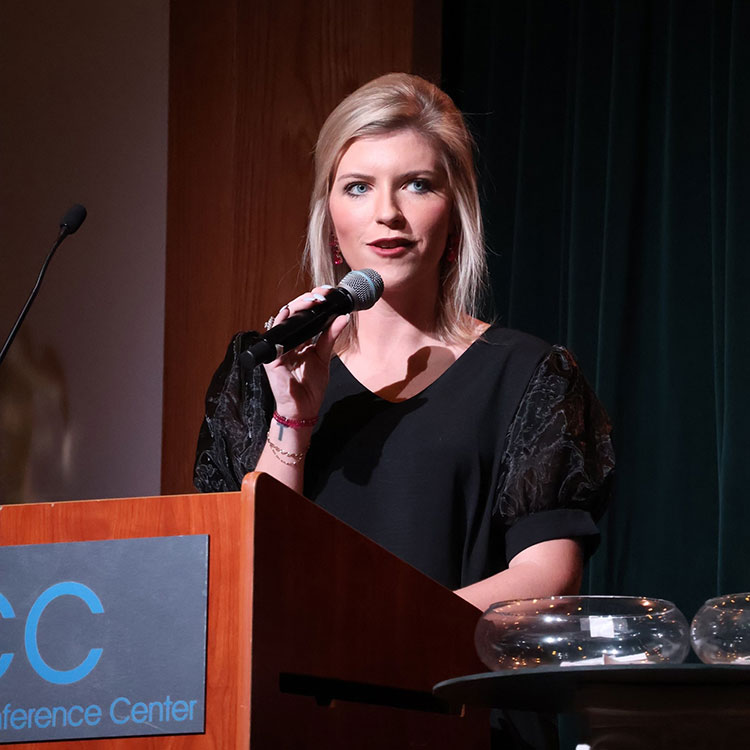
[304,73,486,344]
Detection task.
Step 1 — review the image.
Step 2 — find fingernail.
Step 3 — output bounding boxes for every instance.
[312,293,326,302]
[321,285,334,290]
[302,296,316,302]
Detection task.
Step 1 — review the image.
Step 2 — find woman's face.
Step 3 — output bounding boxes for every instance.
[328,129,453,295]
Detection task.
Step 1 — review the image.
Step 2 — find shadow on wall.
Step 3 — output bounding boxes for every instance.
[0,330,70,503]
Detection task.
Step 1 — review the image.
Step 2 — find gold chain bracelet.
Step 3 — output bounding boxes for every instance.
[266,435,308,466]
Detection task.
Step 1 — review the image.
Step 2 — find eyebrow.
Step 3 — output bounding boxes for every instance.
[335,169,443,183]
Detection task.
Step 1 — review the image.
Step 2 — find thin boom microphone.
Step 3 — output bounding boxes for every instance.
[0,204,88,367]
[60,204,87,235]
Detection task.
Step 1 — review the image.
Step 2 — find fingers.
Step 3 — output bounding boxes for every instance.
[306,285,351,352]
[271,303,290,326]
[329,313,350,339]
[266,285,350,361]
[273,285,337,322]
[314,311,350,361]
[273,285,333,322]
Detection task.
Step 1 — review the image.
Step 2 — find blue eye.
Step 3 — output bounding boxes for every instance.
[407,179,430,193]
[345,182,368,196]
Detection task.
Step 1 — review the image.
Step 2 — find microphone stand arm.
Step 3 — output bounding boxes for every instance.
[0,227,69,368]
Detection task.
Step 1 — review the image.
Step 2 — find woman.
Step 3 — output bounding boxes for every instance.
[195,72,613,748]
[196,72,612,603]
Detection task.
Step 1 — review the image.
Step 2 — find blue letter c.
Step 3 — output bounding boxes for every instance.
[0,593,15,678]
[24,582,104,684]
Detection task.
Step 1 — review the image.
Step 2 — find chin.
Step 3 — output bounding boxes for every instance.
[344,254,440,290]
[381,266,439,296]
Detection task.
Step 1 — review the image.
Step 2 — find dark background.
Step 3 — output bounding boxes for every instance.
[442,0,750,619]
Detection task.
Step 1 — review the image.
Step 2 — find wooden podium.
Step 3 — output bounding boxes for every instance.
[0,473,489,748]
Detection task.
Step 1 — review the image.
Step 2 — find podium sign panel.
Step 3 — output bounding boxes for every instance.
[0,482,489,749]
[0,536,208,744]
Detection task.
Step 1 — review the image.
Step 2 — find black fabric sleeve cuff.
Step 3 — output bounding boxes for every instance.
[504,508,600,564]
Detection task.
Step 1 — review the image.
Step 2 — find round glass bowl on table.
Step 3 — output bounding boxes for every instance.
[475,595,690,671]
[691,592,750,664]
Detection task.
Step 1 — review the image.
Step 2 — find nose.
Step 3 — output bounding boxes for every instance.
[374,189,405,228]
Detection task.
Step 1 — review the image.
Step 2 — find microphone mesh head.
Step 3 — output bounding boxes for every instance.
[338,268,384,310]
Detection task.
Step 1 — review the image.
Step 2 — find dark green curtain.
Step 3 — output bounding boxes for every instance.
[443,0,750,619]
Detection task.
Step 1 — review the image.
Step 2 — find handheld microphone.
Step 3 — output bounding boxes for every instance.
[0,204,87,368]
[241,268,383,369]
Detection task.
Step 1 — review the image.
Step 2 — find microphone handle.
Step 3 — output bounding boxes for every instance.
[242,288,354,368]
[0,228,68,368]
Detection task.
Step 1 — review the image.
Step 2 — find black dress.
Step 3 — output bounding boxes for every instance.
[194,324,614,750]
[195,324,613,583]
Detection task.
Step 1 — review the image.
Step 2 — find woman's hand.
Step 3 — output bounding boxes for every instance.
[254,285,349,494]
[262,285,350,420]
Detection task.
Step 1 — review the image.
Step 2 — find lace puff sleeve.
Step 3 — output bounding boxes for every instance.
[193,332,274,492]
[496,345,615,563]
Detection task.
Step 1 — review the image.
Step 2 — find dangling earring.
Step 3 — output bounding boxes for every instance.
[445,234,457,263]
[330,233,343,265]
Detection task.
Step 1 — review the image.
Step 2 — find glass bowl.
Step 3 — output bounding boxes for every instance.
[475,595,690,671]
[691,593,750,664]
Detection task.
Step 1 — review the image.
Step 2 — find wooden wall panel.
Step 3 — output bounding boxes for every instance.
[163,0,442,493]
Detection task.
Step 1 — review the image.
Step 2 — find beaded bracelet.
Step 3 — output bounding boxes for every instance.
[266,435,308,466]
[273,411,318,429]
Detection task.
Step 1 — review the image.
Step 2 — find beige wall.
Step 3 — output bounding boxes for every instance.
[0,1,169,502]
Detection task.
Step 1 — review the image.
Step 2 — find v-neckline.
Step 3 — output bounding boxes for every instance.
[332,324,497,404]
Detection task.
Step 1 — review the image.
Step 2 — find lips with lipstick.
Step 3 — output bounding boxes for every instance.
[367,237,416,256]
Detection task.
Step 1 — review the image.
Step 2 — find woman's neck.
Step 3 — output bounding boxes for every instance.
[336,291,487,402]
[349,290,443,355]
